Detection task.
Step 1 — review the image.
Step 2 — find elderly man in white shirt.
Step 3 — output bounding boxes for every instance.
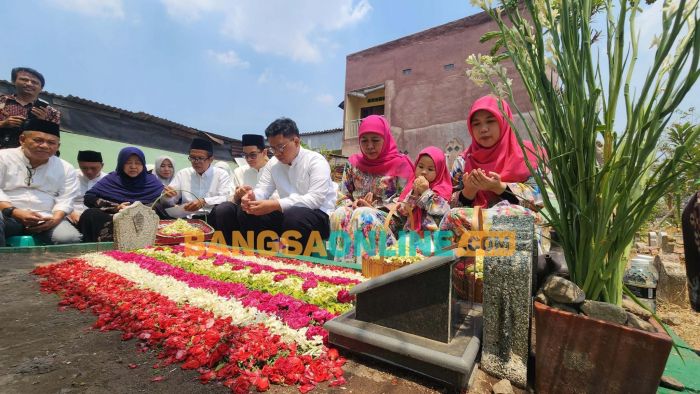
[162,138,232,219]
[211,118,335,251]
[0,118,81,246]
[67,150,107,224]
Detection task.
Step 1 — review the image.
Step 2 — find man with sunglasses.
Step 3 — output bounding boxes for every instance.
[212,118,336,250]
[163,137,232,219]
[232,134,275,188]
[0,118,81,246]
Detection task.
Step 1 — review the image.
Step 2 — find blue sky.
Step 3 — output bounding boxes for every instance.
[2,1,697,140]
[2,0,478,139]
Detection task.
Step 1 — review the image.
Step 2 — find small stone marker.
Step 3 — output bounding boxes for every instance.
[481,214,534,388]
[654,255,689,307]
[660,233,675,253]
[113,202,159,251]
[648,231,658,247]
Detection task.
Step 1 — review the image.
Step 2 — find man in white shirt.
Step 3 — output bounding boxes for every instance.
[0,118,82,246]
[68,150,107,224]
[163,138,232,219]
[211,118,336,250]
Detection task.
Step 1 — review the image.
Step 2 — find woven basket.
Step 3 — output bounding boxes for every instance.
[452,259,483,303]
[361,256,414,279]
[155,219,214,245]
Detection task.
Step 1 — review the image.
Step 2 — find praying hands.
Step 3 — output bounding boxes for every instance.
[461,168,506,200]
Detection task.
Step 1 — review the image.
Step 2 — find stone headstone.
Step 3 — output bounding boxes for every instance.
[660,233,675,253]
[113,202,159,251]
[481,215,534,388]
[654,255,689,307]
[648,231,658,247]
[325,254,483,391]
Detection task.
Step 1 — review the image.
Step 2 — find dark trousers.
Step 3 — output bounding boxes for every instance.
[211,202,329,251]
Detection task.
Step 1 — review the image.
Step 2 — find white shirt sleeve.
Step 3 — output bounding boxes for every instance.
[0,159,9,203]
[253,163,277,201]
[165,171,183,204]
[203,170,231,206]
[277,155,332,212]
[53,164,79,215]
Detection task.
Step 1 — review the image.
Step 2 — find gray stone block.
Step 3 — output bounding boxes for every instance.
[654,255,689,307]
[660,232,675,253]
[542,275,585,304]
[480,215,534,388]
[648,231,658,247]
[581,300,628,325]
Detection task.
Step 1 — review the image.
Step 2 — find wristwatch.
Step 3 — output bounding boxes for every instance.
[2,206,17,218]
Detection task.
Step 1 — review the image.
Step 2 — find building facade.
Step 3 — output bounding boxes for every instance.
[342,11,533,169]
[300,128,343,153]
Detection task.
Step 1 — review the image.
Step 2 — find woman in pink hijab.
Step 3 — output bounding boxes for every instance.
[330,115,414,261]
[440,95,547,238]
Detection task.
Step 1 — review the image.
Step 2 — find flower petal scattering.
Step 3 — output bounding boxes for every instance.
[33,246,359,392]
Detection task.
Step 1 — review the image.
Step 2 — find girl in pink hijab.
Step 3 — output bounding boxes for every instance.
[330,115,414,261]
[398,146,452,233]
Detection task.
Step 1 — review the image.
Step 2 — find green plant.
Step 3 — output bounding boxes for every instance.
[468,0,700,304]
[655,108,700,225]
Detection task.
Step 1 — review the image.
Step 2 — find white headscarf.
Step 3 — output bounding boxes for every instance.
[154,155,175,185]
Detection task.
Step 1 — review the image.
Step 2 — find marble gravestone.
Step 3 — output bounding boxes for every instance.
[112,202,159,251]
[481,215,535,388]
[325,253,483,391]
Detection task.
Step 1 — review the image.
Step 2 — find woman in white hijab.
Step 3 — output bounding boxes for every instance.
[154,155,175,185]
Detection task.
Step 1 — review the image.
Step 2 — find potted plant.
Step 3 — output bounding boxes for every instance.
[467,0,699,391]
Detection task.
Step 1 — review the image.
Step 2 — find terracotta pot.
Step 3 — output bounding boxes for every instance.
[534,302,672,394]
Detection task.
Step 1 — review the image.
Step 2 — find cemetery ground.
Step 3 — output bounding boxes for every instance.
[2,248,697,393]
[0,251,518,394]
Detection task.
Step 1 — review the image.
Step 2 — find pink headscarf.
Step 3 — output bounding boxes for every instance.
[348,115,414,180]
[399,147,453,232]
[462,96,538,207]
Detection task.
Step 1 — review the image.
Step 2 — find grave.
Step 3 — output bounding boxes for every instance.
[324,253,483,391]
[113,202,159,251]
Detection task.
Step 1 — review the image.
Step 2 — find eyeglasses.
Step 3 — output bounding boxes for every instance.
[241,151,262,160]
[188,155,211,163]
[25,166,36,186]
[268,142,290,155]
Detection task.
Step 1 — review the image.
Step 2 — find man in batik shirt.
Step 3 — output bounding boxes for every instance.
[0,67,61,149]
